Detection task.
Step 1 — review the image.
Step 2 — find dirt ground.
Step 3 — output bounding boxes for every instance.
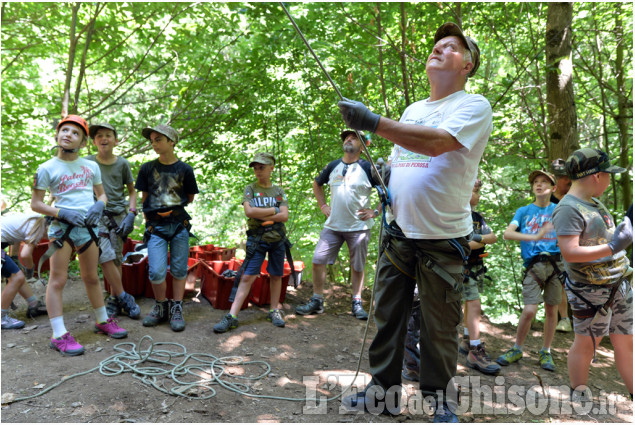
[1,274,632,423]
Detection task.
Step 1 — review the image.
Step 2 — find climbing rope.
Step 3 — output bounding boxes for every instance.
[9,325,374,405]
[9,335,281,403]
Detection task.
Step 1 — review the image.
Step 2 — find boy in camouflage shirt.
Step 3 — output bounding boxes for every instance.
[552,148,632,399]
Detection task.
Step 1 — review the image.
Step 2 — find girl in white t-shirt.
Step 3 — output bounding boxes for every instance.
[31,115,128,356]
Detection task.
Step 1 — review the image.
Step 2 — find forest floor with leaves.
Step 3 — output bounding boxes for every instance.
[1,275,632,423]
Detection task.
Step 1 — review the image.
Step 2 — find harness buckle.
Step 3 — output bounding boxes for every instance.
[597,306,609,317]
[53,239,65,249]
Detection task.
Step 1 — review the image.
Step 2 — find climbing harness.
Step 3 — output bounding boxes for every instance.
[37,217,101,281]
[143,206,194,244]
[522,252,566,290]
[228,221,296,303]
[100,210,127,242]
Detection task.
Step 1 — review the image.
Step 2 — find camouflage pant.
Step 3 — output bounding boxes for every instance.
[462,265,484,301]
[566,280,633,337]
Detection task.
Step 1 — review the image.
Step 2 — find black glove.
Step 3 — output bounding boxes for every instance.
[57,208,85,227]
[608,219,633,254]
[85,201,106,227]
[337,98,380,132]
[117,212,136,237]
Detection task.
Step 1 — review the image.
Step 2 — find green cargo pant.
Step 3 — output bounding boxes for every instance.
[367,234,468,405]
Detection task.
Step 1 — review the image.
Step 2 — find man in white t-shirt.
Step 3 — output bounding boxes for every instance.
[296,130,381,320]
[338,23,492,422]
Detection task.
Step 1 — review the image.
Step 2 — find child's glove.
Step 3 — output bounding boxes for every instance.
[608,219,633,254]
[338,98,380,132]
[85,201,106,227]
[57,208,85,227]
[117,212,136,237]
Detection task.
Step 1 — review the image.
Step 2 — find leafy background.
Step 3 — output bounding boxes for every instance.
[1,2,632,323]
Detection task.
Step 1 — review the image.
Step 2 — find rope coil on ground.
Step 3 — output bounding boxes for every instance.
[11,335,277,403]
[9,328,374,405]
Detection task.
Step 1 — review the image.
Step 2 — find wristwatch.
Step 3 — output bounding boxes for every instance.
[373,209,380,217]
[274,206,280,214]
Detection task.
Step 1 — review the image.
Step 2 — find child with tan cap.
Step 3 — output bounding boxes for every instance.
[135,124,199,332]
[214,152,290,333]
[497,169,563,372]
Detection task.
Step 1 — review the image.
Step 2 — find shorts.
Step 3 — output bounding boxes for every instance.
[462,265,484,302]
[521,259,563,306]
[567,280,633,337]
[243,237,286,276]
[1,250,21,278]
[98,212,126,266]
[147,223,190,283]
[48,221,96,249]
[312,228,370,272]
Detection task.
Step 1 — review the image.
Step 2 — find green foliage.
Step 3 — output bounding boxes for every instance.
[1,2,632,324]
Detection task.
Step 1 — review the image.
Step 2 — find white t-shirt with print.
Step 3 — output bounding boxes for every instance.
[388,90,492,239]
[33,157,102,215]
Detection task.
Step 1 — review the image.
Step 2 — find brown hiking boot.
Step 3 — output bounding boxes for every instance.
[466,343,501,375]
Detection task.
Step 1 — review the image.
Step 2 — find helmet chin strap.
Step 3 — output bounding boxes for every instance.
[50,145,79,154]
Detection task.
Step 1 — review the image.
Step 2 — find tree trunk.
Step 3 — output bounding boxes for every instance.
[376,3,391,119]
[545,2,578,161]
[73,5,99,114]
[453,2,463,28]
[62,3,81,118]
[399,3,410,106]
[613,3,632,210]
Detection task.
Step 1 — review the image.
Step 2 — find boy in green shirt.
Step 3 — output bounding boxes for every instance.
[214,152,289,333]
[85,123,140,319]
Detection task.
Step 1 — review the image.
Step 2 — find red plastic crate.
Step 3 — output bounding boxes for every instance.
[122,238,143,256]
[144,257,200,299]
[200,250,222,262]
[105,254,148,296]
[189,244,215,259]
[103,239,145,295]
[248,260,292,307]
[200,259,248,310]
[216,247,237,261]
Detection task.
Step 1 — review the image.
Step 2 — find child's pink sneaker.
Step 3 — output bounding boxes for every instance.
[50,332,85,356]
[95,317,128,339]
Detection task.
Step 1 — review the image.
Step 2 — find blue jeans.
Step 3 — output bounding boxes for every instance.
[147,223,190,284]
